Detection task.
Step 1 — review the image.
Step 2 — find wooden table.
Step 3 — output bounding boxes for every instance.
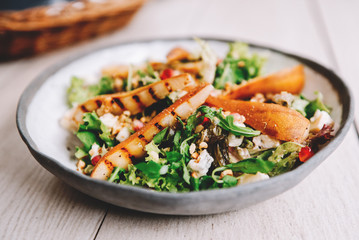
[1,0,359,239]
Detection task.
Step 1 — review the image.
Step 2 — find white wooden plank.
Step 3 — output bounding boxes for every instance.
[0,58,108,240]
[316,0,359,132]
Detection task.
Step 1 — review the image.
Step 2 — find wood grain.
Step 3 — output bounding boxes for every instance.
[0,58,108,240]
[316,0,359,133]
[1,0,358,239]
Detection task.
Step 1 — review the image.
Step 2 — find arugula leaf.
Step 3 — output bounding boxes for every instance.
[227,158,275,174]
[153,127,168,144]
[212,158,275,181]
[173,130,182,152]
[135,161,162,180]
[197,106,260,137]
[166,151,182,163]
[304,92,331,118]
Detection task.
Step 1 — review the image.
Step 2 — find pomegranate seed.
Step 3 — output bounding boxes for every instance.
[201,117,210,125]
[299,146,314,162]
[91,155,101,166]
[160,68,174,80]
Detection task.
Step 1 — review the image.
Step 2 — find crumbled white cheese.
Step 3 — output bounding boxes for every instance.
[160,165,169,175]
[250,93,266,103]
[187,150,214,177]
[116,127,131,142]
[238,172,269,185]
[252,135,280,151]
[310,110,334,132]
[148,150,159,162]
[100,113,118,129]
[271,91,295,106]
[189,143,196,154]
[229,147,251,163]
[89,143,100,158]
[228,133,244,147]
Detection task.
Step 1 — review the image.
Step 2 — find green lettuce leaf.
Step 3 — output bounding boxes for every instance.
[78,112,115,147]
[213,42,266,89]
[67,76,114,107]
[268,142,302,176]
[304,92,331,118]
[135,161,162,180]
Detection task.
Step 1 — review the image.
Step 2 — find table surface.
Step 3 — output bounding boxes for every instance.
[1,0,359,239]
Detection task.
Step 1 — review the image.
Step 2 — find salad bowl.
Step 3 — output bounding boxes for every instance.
[16,37,353,215]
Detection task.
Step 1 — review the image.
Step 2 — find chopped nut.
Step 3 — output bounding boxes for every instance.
[191,171,199,178]
[191,152,199,159]
[189,143,196,154]
[195,124,204,133]
[238,61,245,67]
[114,78,124,91]
[77,160,86,171]
[123,110,131,116]
[199,142,208,149]
[220,169,234,179]
[250,93,266,103]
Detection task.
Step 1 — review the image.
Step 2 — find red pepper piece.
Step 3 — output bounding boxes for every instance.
[160,68,174,80]
[91,155,101,166]
[299,146,314,162]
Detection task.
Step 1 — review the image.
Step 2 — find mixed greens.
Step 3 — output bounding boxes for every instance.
[62,39,335,192]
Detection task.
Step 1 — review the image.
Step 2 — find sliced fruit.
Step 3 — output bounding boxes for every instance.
[91,83,214,180]
[225,65,305,99]
[206,96,310,143]
[71,73,195,127]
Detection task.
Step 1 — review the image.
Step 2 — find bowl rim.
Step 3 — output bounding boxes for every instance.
[16,36,354,203]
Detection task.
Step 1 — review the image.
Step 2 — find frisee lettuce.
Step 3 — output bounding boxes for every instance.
[67,76,114,107]
[213,42,266,89]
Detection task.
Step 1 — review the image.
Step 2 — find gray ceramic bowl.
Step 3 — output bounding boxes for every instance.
[17,38,354,215]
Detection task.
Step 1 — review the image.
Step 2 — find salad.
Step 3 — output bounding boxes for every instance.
[61,39,335,192]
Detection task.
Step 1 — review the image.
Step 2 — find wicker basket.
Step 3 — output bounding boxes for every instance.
[0,0,146,60]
